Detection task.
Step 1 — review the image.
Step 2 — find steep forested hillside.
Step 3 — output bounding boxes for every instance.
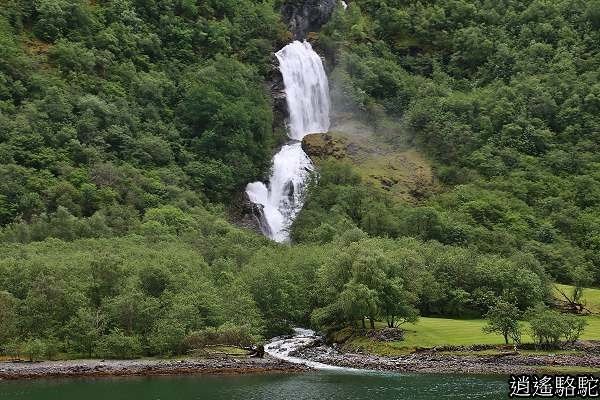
[0,0,292,358]
[0,0,285,241]
[0,0,599,359]
[296,0,600,285]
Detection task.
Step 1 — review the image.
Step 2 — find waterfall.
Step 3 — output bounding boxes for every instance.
[277,41,330,140]
[245,41,330,242]
[246,143,314,243]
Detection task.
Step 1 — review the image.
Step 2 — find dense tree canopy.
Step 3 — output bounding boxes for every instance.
[304,0,600,285]
[0,0,285,231]
[1,0,598,358]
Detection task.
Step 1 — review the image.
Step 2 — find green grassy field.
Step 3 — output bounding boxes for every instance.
[343,318,531,355]
[343,316,600,356]
[341,285,600,356]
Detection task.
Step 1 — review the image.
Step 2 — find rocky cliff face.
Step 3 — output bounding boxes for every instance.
[229,190,269,235]
[267,54,288,134]
[282,0,337,40]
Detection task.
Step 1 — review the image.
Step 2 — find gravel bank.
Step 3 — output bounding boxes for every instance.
[0,357,308,380]
[293,345,600,374]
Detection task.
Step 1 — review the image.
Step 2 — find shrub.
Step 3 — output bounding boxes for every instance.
[22,339,46,362]
[0,291,18,346]
[96,329,142,359]
[527,306,588,349]
[43,336,62,360]
[183,323,259,351]
[148,319,186,356]
[3,339,21,361]
[482,300,522,345]
[562,315,588,345]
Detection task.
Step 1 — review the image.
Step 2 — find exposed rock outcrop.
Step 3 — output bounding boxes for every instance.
[301,133,346,159]
[267,54,288,133]
[282,0,337,40]
[229,191,266,235]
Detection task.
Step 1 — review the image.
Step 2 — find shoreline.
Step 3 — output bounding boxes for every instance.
[0,357,308,381]
[3,347,599,380]
[292,345,600,375]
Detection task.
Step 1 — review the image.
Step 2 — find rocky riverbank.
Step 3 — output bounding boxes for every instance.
[292,344,600,374]
[0,357,308,380]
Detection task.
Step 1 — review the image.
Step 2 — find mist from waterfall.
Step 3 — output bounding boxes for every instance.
[246,41,330,242]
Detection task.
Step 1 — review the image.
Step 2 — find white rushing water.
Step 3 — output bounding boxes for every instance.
[246,41,330,242]
[246,143,313,242]
[277,41,330,141]
[265,328,355,371]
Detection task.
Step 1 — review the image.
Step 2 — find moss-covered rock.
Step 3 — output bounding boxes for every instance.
[302,124,437,203]
[301,133,346,159]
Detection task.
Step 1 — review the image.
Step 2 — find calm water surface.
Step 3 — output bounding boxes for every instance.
[0,371,508,399]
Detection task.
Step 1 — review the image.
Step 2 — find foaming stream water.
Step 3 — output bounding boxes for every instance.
[265,328,357,371]
[246,41,330,242]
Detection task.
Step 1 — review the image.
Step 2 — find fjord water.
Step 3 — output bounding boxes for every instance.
[245,41,330,242]
[0,373,508,399]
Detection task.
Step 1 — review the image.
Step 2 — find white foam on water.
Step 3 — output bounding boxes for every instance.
[265,328,357,371]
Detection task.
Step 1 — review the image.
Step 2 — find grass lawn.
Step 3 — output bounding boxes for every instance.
[343,317,531,356]
[351,285,600,353]
[201,345,249,356]
[343,316,600,356]
[399,318,527,348]
[339,285,600,356]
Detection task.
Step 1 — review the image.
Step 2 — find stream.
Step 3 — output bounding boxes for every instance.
[265,328,358,371]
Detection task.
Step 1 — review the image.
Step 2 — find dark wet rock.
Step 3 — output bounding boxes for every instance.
[267,55,288,133]
[228,191,265,235]
[281,0,337,40]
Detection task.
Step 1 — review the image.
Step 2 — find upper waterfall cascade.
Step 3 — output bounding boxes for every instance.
[245,41,330,242]
[276,41,330,141]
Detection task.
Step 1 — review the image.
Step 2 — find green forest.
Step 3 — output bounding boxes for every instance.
[1,0,599,359]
